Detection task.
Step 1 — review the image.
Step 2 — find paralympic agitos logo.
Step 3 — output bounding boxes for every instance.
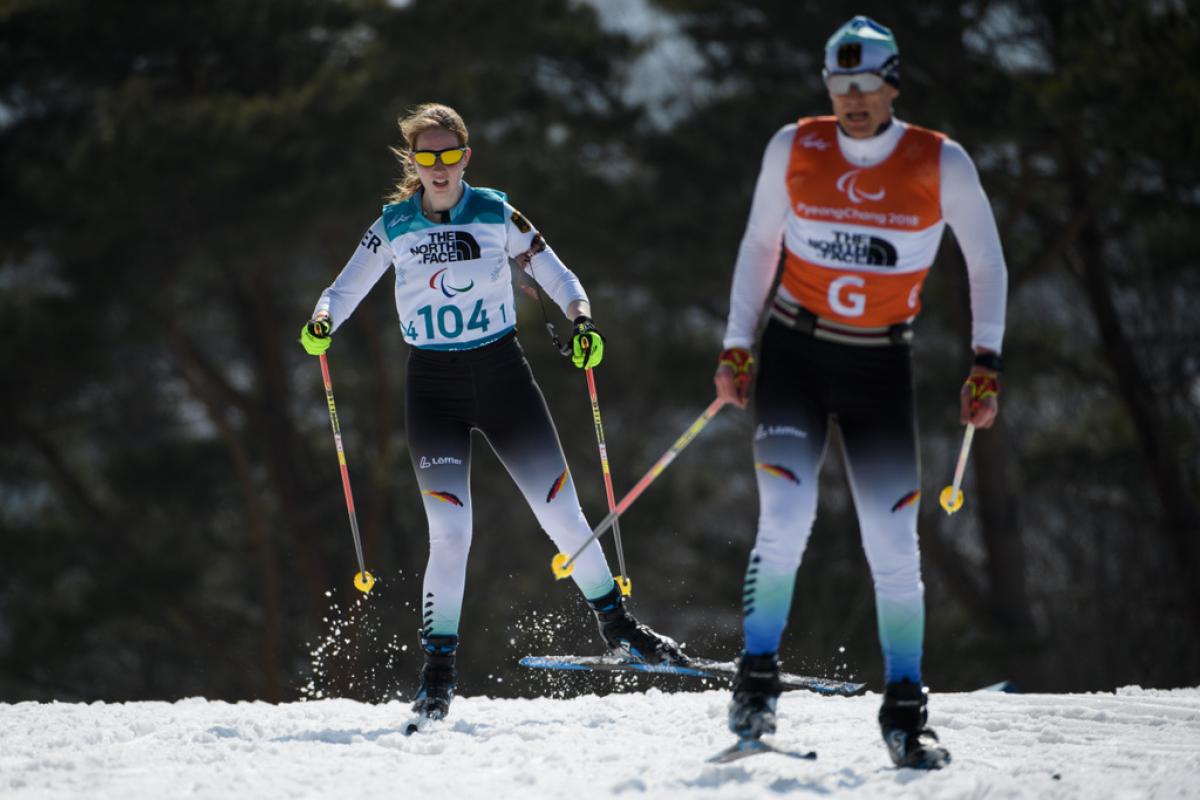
[427,267,474,297]
[836,169,886,204]
[411,231,482,265]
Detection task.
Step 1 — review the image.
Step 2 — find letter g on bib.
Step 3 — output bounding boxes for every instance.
[829,274,867,317]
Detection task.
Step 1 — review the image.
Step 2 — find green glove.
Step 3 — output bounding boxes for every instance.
[571,316,604,369]
[299,316,332,356]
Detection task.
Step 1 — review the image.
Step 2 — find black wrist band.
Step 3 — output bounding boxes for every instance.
[973,352,1004,372]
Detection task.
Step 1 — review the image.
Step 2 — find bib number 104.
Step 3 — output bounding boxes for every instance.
[405,300,505,341]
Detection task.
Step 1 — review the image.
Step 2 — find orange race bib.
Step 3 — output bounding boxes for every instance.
[780,117,945,327]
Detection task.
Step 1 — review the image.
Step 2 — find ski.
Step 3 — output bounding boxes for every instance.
[707,738,817,764]
[519,655,866,697]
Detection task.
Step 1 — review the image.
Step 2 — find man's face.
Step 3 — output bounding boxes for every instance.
[829,80,900,139]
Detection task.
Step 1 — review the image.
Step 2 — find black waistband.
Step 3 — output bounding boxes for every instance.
[770,296,912,347]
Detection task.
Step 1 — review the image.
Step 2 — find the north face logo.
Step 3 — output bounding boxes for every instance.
[410,231,482,264]
[808,231,897,266]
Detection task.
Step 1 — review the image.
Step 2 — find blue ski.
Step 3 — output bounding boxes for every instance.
[518,654,866,697]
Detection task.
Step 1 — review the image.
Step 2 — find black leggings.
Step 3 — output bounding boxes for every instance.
[405,333,613,640]
[742,319,925,682]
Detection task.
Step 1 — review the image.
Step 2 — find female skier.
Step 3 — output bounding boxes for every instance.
[300,103,684,721]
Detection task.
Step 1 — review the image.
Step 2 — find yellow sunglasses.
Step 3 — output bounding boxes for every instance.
[412,147,467,167]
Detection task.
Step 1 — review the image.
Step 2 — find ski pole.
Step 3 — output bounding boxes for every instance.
[579,340,631,595]
[938,423,975,515]
[318,352,376,593]
[552,397,728,579]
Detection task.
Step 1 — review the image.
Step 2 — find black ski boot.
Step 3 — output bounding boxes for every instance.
[728,652,782,740]
[412,635,457,721]
[879,679,951,769]
[589,583,687,665]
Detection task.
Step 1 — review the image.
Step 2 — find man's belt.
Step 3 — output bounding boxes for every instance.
[770,296,913,347]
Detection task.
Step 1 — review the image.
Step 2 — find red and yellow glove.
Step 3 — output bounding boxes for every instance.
[715,347,755,407]
[964,374,999,410]
[961,373,999,427]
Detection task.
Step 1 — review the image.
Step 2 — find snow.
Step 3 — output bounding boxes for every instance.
[3,685,1199,798]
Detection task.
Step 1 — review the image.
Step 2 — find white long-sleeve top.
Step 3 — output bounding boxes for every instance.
[314,183,586,351]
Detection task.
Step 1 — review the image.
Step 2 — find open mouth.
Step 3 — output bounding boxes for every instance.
[845,111,870,124]
[432,177,451,189]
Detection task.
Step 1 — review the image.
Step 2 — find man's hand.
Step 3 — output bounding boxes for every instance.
[961,371,999,428]
[714,347,754,408]
[299,314,332,356]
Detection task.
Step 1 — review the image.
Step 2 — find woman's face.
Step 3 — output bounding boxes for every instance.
[411,128,470,209]
[829,82,899,139]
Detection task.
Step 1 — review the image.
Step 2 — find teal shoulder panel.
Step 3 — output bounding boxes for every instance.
[459,186,507,225]
[381,197,431,239]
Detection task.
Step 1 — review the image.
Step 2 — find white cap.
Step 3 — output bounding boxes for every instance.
[823,15,900,85]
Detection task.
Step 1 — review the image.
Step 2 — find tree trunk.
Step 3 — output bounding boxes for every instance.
[1070,225,1200,613]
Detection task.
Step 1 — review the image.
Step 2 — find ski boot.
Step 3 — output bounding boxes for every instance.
[412,634,457,721]
[727,652,781,739]
[879,679,951,769]
[589,583,687,665]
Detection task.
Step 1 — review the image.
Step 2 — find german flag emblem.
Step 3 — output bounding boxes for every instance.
[891,490,920,512]
[546,469,569,503]
[756,463,800,484]
[423,490,464,507]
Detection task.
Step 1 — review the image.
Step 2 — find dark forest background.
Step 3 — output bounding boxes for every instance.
[2,0,1197,704]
